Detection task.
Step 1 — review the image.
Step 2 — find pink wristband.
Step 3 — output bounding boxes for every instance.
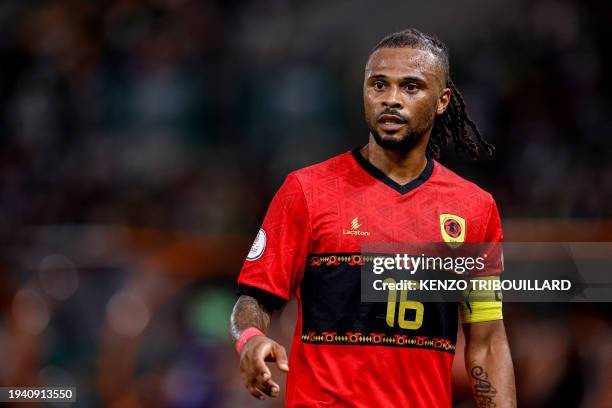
[236,327,265,355]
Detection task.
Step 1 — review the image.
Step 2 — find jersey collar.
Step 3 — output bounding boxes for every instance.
[351,146,434,195]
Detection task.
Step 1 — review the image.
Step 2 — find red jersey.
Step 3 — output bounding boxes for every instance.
[238,148,503,407]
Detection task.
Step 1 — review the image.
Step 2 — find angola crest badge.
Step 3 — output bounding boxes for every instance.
[439,214,465,247]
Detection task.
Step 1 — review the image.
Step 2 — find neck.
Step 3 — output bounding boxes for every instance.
[360,133,429,185]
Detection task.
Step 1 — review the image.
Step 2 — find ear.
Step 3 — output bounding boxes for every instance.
[436,87,451,115]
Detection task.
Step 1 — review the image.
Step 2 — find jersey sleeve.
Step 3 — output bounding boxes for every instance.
[237,173,311,310]
[461,197,504,323]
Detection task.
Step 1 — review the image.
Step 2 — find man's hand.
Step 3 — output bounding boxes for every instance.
[230,295,287,400]
[239,336,289,400]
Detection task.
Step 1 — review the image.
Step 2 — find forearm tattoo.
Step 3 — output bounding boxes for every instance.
[471,365,497,408]
[230,295,271,342]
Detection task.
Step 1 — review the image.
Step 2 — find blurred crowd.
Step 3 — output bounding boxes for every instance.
[0,0,610,406]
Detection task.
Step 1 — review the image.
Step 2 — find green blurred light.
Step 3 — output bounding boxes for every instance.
[188,288,234,343]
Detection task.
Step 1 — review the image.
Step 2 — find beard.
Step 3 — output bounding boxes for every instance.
[370,127,429,152]
[367,106,437,152]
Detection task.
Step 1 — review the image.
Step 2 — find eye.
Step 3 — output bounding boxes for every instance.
[373,81,384,90]
[405,83,418,92]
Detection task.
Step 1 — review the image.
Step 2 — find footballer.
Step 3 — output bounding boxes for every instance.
[230,28,516,407]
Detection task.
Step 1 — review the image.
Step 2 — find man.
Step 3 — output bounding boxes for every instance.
[230,28,516,407]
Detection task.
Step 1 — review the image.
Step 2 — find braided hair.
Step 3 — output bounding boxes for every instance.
[371,28,494,159]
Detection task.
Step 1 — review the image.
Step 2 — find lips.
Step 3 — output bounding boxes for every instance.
[377,114,407,132]
[378,114,407,124]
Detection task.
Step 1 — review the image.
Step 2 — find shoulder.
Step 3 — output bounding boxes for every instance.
[433,160,495,204]
[287,150,353,189]
[432,161,498,221]
[433,162,501,240]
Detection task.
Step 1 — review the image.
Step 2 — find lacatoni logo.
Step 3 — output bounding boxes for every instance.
[343,217,370,236]
[246,228,266,261]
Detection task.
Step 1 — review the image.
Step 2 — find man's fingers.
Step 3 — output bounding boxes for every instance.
[273,343,290,372]
[259,380,280,398]
[252,366,280,398]
[247,385,266,400]
[265,378,280,396]
[239,337,287,399]
[254,358,272,383]
[265,378,280,389]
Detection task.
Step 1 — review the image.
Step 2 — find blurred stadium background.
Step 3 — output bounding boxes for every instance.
[0,0,610,406]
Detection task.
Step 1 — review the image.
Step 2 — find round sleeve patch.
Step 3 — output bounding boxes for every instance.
[246,228,266,261]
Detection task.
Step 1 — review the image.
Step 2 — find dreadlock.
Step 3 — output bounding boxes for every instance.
[371,28,494,160]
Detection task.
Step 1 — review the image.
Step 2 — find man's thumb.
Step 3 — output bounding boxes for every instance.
[273,344,289,372]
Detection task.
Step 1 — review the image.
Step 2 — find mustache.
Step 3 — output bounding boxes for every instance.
[378,109,407,121]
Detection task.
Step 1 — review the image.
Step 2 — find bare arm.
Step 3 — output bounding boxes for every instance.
[464,320,516,408]
[230,295,289,400]
[230,295,272,341]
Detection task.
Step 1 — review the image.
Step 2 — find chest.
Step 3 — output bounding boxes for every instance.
[308,185,488,253]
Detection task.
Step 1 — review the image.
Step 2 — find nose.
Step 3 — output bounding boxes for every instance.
[382,85,402,109]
